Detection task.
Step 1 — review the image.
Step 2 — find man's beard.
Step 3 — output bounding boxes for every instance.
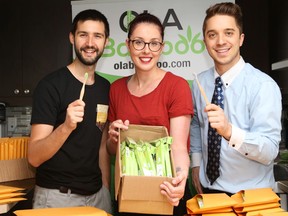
[75,46,104,66]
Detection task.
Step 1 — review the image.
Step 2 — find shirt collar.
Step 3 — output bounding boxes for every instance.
[213,56,245,88]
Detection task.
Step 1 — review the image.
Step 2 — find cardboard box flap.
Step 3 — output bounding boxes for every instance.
[119,124,168,143]
[118,199,173,215]
[121,175,171,201]
[115,124,169,200]
[117,175,174,215]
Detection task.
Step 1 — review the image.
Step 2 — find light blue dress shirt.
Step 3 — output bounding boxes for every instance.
[190,57,282,193]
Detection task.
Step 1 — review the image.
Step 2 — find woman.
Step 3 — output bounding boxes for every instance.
[107,12,193,216]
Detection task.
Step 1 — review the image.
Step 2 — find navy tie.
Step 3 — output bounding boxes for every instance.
[206,76,224,185]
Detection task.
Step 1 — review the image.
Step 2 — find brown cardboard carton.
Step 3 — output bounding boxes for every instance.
[115,124,174,215]
[0,158,35,182]
[0,137,35,183]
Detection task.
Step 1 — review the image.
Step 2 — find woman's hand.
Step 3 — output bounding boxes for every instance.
[107,120,129,155]
[108,120,129,143]
[160,170,187,206]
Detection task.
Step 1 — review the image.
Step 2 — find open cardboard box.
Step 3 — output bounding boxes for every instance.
[115,124,175,215]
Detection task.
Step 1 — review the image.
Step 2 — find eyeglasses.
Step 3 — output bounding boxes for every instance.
[129,39,163,52]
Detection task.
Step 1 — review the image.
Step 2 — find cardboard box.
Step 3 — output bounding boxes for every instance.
[0,202,17,214]
[0,158,35,183]
[0,137,35,183]
[115,124,175,215]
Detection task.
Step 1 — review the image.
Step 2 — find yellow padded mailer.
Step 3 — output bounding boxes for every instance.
[187,206,233,215]
[13,206,110,216]
[0,185,26,205]
[233,201,280,213]
[231,188,280,208]
[0,138,9,160]
[0,197,26,204]
[202,213,236,216]
[186,193,237,214]
[0,192,25,200]
[261,211,288,216]
[0,137,29,160]
[0,185,25,194]
[246,207,285,216]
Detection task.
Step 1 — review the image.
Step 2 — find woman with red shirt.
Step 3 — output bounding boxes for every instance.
[107,12,193,216]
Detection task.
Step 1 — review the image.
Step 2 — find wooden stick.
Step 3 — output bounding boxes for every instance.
[79,72,88,101]
[194,74,210,105]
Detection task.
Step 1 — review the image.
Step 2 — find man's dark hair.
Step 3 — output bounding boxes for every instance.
[203,2,243,36]
[71,9,110,38]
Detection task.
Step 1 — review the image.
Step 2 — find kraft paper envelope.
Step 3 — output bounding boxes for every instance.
[0,197,26,204]
[245,207,284,216]
[233,201,280,213]
[187,206,233,214]
[188,212,236,216]
[14,206,109,216]
[186,193,237,214]
[0,193,25,200]
[0,185,25,194]
[231,188,280,208]
[261,210,288,216]
[202,213,237,216]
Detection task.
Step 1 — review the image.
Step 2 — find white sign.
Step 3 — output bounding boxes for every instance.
[71,0,234,82]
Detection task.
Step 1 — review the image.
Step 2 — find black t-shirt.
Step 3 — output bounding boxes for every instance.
[31,67,110,193]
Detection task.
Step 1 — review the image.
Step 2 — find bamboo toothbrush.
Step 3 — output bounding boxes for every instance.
[194,73,210,106]
[79,72,88,101]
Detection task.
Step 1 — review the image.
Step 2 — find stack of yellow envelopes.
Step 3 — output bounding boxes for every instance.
[0,137,29,160]
[13,206,112,216]
[186,193,238,215]
[231,188,285,216]
[0,185,26,213]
